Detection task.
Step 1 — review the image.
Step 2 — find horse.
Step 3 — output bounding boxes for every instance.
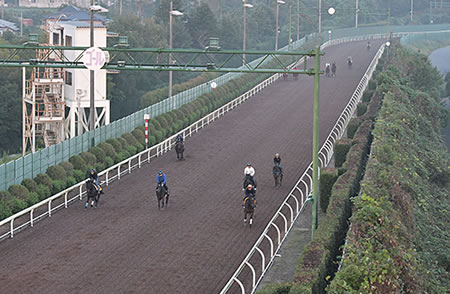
[347,57,353,69]
[282,72,288,80]
[273,165,283,187]
[155,182,169,210]
[293,67,299,80]
[243,174,257,190]
[331,63,337,77]
[325,63,331,77]
[175,141,184,160]
[85,180,100,208]
[243,196,256,227]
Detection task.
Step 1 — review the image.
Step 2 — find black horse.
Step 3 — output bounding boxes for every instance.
[243,196,256,227]
[155,182,169,210]
[273,165,283,187]
[175,141,184,160]
[325,64,331,77]
[331,63,337,77]
[243,174,257,190]
[347,57,353,69]
[85,179,100,208]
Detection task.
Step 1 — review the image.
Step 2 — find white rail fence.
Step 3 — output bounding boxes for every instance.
[219,41,386,294]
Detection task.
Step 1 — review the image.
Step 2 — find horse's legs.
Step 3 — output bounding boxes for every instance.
[165,194,169,207]
[249,211,254,227]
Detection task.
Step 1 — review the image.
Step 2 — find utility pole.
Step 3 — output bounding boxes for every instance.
[318,0,322,33]
[355,0,359,28]
[89,0,95,135]
[410,0,414,22]
[297,0,300,41]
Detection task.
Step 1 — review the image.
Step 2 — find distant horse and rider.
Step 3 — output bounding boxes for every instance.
[347,56,353,69]
[273,153,283,187]
[85,169,103,208]
[243,191,256,227]
[156,171,169,210]
[175,134,185,161]
[331,62,337,77]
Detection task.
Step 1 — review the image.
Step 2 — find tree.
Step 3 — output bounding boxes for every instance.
[187,3,219,49]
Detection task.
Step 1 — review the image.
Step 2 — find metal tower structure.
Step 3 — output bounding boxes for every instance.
[22,46,65,154]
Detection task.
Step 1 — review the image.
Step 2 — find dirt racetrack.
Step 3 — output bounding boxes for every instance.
[0,39,384,294]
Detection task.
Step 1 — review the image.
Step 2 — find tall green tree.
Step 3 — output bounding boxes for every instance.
[187,3,219,49]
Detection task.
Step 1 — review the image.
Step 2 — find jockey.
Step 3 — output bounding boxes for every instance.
[347,56,352,64]
[176,133,184,143]
[243,184,257,208]
[89,169,101,191]
[367,41,371,49]
[273,153,283,172]
[156,171,169,194]
[244,162,255,177]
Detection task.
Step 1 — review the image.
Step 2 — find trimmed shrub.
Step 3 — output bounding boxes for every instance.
[104,156,114,168]
[89,146,106,163]
[347,119,362,139]
[94,162,105,173]
[135,142,144,153]
[59,161,74,177]
[0,191,12,201]
[319,168,338,213]
[51,179,66,195]
[362,90,373,102]
[127,145,137,156]
[27,192,39,206]
[46,165,67,180]
[149,136,156,146]
[35,173,53,190]
[334,139,352,168]
[117,137,129,150]
[114,150,130,164]
[65,176,77,188]
[37,184,51,201]
[122,133,138,147]
[22,178,39,193]
[98,142,116,158]
[356,103,368,117]
[80,151,97,166]
[368,79,376,90]
[154,130,163,143]
[0,200,12,221]
[69,155,87,171]
[72,169,85,182]
[258,283,292,294]
[132,128,145,146]
[8,197,27,214]
[8,184,30,201]
[106,138,123,153]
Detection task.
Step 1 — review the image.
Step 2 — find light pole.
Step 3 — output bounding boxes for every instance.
[169,1,183,98]
[275,0,285,51]
[410,0,414,22]
[243,1,253,65]
[88,3,108,136]
[355,0,359,28]
[296,0,300,41]
[318,3,335,33]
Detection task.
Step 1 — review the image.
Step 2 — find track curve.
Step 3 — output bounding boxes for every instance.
[0,40,384,294]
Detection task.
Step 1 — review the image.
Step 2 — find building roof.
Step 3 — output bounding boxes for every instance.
[45,5,109,24]
[0,19,19,31]
[60,21,106,29]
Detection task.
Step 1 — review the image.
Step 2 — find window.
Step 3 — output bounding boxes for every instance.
[65,72,72,86]
[65,36,72,47]
[53,33,59,45]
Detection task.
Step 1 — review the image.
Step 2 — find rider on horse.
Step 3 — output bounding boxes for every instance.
[331,62,337,77]
[156,171,169,195]
[176,134,184,143]
[273,153,282,171]
[85,178,99,208]
[243,163,257,189]
[243,184,257,208]
[89,168,103,194]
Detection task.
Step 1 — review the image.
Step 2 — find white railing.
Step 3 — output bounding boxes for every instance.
[0,67,285,241]
[219,41,386,294]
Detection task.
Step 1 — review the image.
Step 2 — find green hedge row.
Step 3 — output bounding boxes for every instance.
[0,48,301,222]
[329,46,449,293]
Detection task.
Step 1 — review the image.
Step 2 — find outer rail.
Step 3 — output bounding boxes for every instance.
[220,39,386,294]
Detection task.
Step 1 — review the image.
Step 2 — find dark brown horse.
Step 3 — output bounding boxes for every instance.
[155,182,169,210]
[175,141,184,160]
[243,196,256,227]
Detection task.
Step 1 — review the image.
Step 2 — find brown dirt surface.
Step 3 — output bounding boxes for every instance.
[0,40,384,294]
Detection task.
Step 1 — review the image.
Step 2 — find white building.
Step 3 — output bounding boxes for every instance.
[47,20,110,138]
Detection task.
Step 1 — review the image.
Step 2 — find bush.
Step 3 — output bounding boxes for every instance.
[132,128,146,146]
[319,168,338,213]
[72,169,85,182]
[8,197,27,214]
[334,140,352,168]
[8,184,30,201]
[27,192,39,206]
[36,184,51,201]
[114,150,130,164]
[69,155,87,171]
[59,161,74,177]
[65,176,77,188]
[0,200,12,221]
[89,146,106,163]
[51,179,66,194]
[347,119,361,139]
[98,142,116,158]
[356,103,368,117]
[127,145,137,156]
[106,138,122,153]
[135,142,144,153]
[122,132,138,147]
[22,178,39,193]
[117,137,129,150]
[258,283,292,294]
[94,162,105,173]
[0,190,12,201]
[35,173,53,190]
[368,79,376,90]
[104,156,114,169]
[80,151,97,166]
[153,130,163,143]
[362,90,373,102]
[46,165,67,180]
